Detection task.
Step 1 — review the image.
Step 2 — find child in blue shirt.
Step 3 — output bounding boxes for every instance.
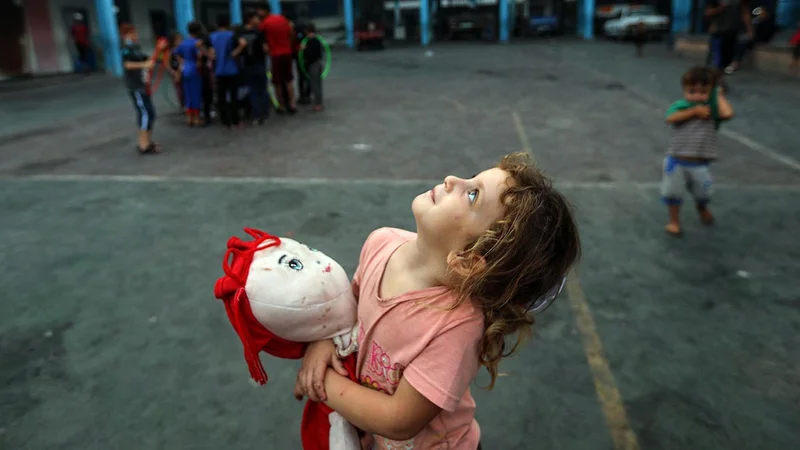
[210,14,247,128]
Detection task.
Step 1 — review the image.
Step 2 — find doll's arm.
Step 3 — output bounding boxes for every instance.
[332,325,359,358]
[329,411,360,450]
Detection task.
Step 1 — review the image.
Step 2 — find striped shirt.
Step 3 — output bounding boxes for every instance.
[667,118,718,160]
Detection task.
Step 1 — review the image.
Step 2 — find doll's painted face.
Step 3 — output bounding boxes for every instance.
[245,237,357,343]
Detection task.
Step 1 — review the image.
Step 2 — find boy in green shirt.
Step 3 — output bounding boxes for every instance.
[661,67,734,236]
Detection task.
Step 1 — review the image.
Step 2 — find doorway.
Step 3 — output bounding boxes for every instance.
[0,0,26,75]
[60,7,97,71]
[150,10,173,40]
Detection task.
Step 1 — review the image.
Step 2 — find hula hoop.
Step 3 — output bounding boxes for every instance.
[298,35,331,79]
[266,71,281,108]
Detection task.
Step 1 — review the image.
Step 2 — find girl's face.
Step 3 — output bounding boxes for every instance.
[412,168,510,254]
[125,31,139,43]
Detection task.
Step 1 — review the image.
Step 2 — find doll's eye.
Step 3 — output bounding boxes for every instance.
[278,254,304,271]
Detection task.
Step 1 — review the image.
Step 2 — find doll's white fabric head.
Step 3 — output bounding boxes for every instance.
[245,236,357,342]
[214,229,358,385]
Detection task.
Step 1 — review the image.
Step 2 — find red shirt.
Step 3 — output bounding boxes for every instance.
[260,14,292,57]
[71,24,89,46]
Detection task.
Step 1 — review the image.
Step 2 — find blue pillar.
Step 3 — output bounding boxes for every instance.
[420,0,430,46]
[344,0,354,48]
[95,0,122,76]
[394,0,401,30]
[776,0,797,28]
[578,0,594,40]
[174,0,194,35]
[230,0,242,24]
[672,0,691,34]
[499,0,509,42]
[269,0,280,15]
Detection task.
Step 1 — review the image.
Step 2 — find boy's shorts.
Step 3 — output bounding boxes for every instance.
[660,155,713,206]
[129,89,156,131]
[270,54,294,85]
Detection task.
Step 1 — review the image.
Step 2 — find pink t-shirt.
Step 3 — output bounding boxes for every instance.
[352,227,484,449]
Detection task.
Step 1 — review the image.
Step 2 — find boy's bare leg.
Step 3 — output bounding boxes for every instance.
[697,203,714,225]
[665,205,681,235]
[138,130,149,150]
[287,83,297,110]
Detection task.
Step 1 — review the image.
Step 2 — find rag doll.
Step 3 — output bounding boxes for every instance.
[213,228,360,450]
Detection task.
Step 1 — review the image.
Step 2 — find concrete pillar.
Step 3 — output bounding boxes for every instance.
[420,0,430,46]
[343,0,354,48]
[499,0,509,42]
[578,0,594,40]
[230,0,242,24]
[95,0,122,76]
[672,0,691,33]
[174,0,194,35]
[269,0,281,15]
[394,0,401,30]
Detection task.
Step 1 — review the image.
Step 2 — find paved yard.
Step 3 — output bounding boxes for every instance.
[1,40,798,450]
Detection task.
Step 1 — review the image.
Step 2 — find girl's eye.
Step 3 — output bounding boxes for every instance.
[467,189,478,204]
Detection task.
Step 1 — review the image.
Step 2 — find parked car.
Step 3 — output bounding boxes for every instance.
[356,20,385,51]
[526,15,560,36]
[603,5,669,39]
[443,11,494,40]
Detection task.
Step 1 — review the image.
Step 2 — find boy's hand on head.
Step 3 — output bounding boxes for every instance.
[293,339,349,402]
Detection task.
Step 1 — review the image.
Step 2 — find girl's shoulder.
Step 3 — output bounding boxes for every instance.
[360,227,413,254]
[355,227,412,271]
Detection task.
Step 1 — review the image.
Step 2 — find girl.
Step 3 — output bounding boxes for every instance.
[172,21,205,127]
[294,152,581,449]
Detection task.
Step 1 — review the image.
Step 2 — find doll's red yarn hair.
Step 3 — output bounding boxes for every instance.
[214,228,306,385]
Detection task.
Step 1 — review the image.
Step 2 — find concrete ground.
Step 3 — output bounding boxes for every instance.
[0,39,798,450]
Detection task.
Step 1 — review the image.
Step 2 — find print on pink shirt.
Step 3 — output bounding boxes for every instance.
[368,341,404,386]
[356,320,405,395]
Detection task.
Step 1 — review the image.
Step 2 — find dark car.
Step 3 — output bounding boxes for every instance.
[443,11,493,40]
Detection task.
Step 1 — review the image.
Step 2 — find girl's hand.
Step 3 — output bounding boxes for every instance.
[294,339,349,402]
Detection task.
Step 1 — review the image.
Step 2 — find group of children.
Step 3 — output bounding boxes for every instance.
[121,4,325,153]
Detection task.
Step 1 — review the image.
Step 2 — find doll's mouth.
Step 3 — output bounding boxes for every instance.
[323,264,332,273]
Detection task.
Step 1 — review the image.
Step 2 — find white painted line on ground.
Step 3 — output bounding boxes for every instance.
[511,109,534,161]
[2,174,800,191]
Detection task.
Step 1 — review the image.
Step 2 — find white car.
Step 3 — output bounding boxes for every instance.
[603,5,670,39]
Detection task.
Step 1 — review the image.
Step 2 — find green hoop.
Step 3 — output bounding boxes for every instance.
[298,34,331,79]
[266,71,281,108]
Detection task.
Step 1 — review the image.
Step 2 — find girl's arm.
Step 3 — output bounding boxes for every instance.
[323,369,442,441]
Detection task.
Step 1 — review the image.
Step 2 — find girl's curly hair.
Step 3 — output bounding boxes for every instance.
[449,152,581,389]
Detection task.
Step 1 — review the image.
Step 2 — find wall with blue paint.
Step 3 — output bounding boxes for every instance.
[672,0,692,33]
